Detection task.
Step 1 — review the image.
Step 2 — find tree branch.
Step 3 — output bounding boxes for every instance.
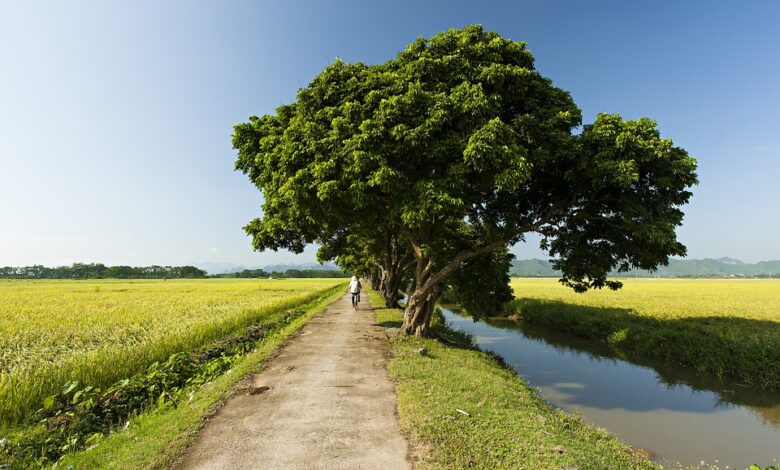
[414,206,562,298]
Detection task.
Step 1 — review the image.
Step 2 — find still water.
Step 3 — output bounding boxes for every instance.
[441,307,780,468]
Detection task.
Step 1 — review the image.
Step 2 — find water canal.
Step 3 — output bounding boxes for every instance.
[441,306,780,468]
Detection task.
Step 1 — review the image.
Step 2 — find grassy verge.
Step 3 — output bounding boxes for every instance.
[367,290,655,469]
[2,285,345,469]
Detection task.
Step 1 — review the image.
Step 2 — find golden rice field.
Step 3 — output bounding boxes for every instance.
[510,278,780,322]
[0,278,345,424]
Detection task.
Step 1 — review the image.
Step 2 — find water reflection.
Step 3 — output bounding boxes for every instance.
[490,317,780,419]
[442,307,780,468]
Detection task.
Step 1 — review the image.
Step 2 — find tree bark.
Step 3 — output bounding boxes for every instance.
[401,251,438,336]
[401,282,441,336]
[376,231,412,308]
[381,267,402,308]
[399,211,560,336]
[368,272,381,291]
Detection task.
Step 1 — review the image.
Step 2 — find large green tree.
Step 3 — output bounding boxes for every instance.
[234,25,697,336]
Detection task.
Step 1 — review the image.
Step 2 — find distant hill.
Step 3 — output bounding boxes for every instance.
[261,262,340,273]
[194,262,251,274]
[195,261,340,275]
[510,259,560,277]
[197,258,780,277]
[510,257,780,278]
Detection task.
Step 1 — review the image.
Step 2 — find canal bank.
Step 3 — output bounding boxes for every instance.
[370,291,656,469]
[441,305,780,468]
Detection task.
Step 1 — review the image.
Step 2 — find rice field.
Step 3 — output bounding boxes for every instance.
[508,278,780,387]
[510,278,780,322]
[0,278,345,424]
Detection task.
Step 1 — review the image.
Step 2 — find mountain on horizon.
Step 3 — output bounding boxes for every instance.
[261,262,341,273]
[510,257,780,277]
[196,257,780,277]
[194,261,340,275]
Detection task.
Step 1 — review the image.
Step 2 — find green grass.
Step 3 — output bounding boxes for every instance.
[507,278,780,388]
[0,278,345,424]
[25,285,346,469]
[369,290,655,469]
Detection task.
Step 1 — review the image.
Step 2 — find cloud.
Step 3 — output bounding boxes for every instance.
[208,247,218,254]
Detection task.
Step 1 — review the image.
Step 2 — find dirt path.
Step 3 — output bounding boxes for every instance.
[174,292,412,470]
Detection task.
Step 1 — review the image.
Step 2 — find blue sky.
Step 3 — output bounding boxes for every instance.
[1,1,778,267]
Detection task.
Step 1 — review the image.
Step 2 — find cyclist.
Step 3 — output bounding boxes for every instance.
[348,275,362,309]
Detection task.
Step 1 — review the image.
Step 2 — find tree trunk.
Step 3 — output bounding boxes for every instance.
[401,292,431,336]
[369,273,381,291]
[401,284,441,336]
[398,214,559,336]
[381,266,402,308]
[376,233,410,309]
[401,252,444,336]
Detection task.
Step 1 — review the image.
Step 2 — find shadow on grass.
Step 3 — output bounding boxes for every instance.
[371,305,476,351]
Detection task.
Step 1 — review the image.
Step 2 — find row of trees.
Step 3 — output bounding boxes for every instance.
[0,263,207,279]
[234,25,697,335]
[212,268,346,278]
[0,264,351,280]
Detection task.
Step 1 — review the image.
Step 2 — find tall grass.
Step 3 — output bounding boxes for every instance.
[0,278,345,424]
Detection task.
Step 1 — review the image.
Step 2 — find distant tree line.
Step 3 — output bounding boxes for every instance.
[0,263,207,279]
[0,263,348,279]
[210,268,346,278]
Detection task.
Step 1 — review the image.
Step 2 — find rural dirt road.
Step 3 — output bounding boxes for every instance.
[174,292,412,470]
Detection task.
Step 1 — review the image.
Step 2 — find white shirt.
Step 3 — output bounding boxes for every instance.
[349,279,361,293]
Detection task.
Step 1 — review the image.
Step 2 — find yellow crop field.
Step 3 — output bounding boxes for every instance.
[510,278,780,322]
[0,278,344,424]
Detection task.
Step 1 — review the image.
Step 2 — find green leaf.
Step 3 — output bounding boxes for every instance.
[62,381,79,395]
[43,395,56,410]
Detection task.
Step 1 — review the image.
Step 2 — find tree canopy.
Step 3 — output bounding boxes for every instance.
[234,25,697,335]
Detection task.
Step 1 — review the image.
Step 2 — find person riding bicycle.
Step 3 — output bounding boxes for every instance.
[348,275,362,308]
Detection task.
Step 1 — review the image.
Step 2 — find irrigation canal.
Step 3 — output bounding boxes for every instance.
[441,306,780,468]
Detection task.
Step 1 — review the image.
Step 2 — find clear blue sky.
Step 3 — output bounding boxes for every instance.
[1,1,778,267]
